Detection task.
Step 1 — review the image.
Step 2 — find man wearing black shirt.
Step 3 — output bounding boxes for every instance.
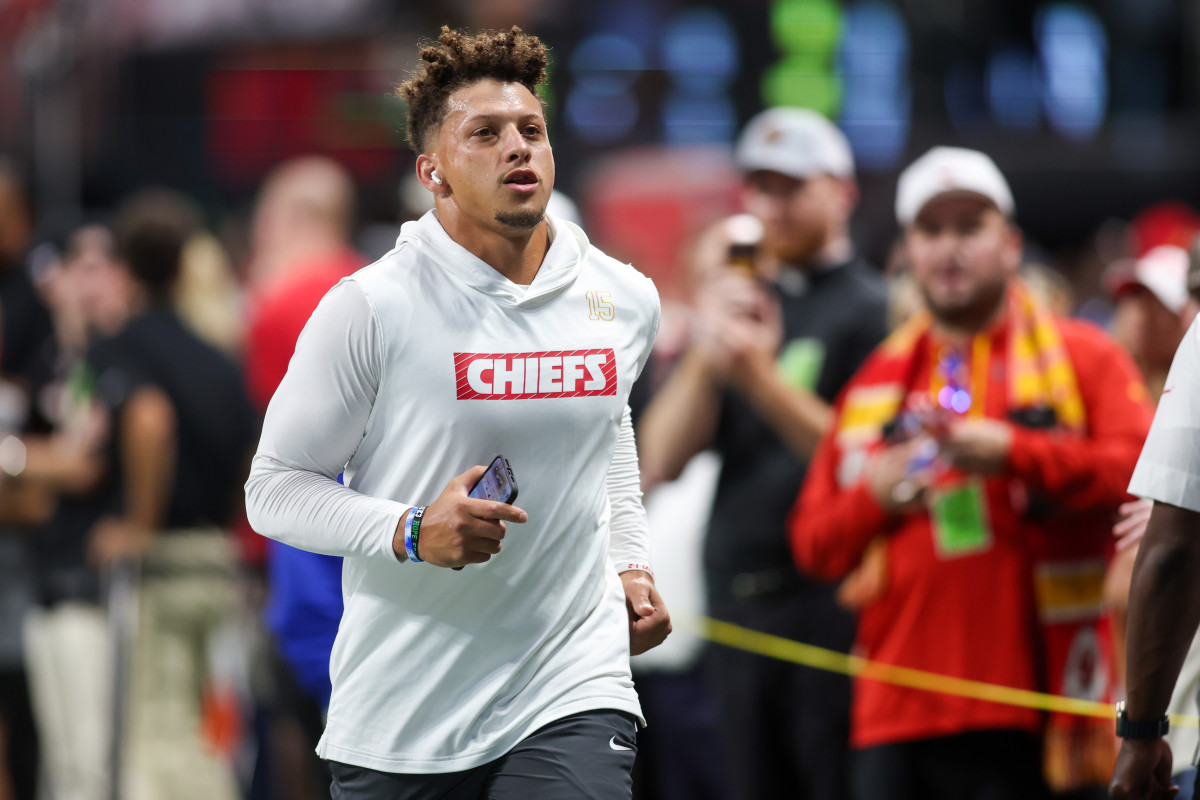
[638,108,889,800]
[88,191,256,800]
[0,156,53,800]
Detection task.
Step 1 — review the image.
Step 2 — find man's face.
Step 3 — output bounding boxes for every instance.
[432,78,554,235]
[1114,287,1185,372]
[905,194,1020,328]
[66,226,133,335]
[742,171,848,264]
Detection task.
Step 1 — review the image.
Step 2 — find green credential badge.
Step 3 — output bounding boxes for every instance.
[929,479,993,558]
[777,338,826,391]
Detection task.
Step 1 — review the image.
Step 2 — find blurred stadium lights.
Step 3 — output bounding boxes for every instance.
[944,60,988,130]
[987,46,1042,132]
[662,8,739,89]
[1036,3,1108,141]
[763,0,842,115]
[3,0,1200,259]
[661,8,738,146]
[837,1,910,171]
[565,33,645,144]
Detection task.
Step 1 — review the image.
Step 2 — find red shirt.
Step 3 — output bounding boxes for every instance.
[244,248,364,413]
[789,316,1152,749]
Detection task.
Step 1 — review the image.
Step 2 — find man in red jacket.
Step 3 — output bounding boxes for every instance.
[790,147,1153,800]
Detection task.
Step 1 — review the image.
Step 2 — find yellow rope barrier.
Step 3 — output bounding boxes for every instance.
[687,615,1200,729]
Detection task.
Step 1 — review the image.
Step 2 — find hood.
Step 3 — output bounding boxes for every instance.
[394,210,590,308]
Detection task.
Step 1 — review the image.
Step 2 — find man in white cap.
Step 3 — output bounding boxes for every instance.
[1109,245,1199,403]
[791,147,1153,799]
[638,108,888,800]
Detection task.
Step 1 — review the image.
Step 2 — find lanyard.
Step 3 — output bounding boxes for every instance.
[929,333,990,420]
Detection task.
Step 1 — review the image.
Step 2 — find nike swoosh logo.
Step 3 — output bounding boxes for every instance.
[1162,387,1174,394]
[608,735,632,752]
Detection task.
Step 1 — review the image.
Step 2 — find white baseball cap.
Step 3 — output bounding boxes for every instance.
[1110,245,1190,314]
[735,108,854,180]
[895,146,1014,226]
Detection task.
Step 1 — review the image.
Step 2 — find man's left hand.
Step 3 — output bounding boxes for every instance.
[622,570,671,655]
[938,418,1013,474]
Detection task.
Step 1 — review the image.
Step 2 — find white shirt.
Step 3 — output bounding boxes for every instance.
[1129,316,1200,511]
[246,211,659,773]
[1129,316,1200,774]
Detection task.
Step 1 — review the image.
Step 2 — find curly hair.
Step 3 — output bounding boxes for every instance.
[398,26,549,154]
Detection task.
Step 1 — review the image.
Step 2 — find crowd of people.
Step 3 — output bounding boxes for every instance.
[0,23,1197,800]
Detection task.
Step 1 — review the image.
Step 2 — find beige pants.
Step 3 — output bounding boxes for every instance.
[24,603,112,800]
[122,532,241,800]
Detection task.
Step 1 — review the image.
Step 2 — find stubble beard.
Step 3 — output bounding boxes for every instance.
[494,209,545,230]
[767,223,829,266]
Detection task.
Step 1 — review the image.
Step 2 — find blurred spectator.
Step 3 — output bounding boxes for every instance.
[175,231,242,356]
[241,156,362,800]
[0,156,54,800]
[88,189,257,800]
[627,218,740,800]
[790,147,1153,800]
[638,108,888,800]
[1022,261,1075,317]
[0,157,53,381]
[22,222,128,800]
[1103,245,1199,688]
[1107,245,1199,401]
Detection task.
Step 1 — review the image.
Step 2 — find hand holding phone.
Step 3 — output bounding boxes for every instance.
[452,457,519,570]
[409,460,525,570]
[467,456,518,505]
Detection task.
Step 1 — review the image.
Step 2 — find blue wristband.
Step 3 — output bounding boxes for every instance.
[404,506,427,563]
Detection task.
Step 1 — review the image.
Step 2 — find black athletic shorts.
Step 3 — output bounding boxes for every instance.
[329,710,638,800]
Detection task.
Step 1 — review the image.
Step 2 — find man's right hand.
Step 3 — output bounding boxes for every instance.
[866,438,933,514]
[1110,738,1177,799]
[691,271,781,382]
[393,465,528,567]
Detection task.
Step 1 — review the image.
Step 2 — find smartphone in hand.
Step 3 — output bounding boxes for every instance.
[468,455,518,505]
[456,456,518,570]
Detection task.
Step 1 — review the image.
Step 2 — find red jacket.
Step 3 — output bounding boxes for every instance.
[789,315,1152,749]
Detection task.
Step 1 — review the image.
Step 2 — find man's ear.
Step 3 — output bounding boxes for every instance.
[416,154,447,195]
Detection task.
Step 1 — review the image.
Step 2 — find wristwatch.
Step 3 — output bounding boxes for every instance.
[1115,700,1170,739]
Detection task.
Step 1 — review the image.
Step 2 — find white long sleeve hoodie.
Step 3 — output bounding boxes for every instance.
[246,211,659,773]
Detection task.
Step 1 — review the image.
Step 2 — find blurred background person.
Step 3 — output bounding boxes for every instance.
[87,190,257,800]
[791,146,1153,800]
[0,158,53,382]
[638,108,888,800]
[175,226,242,357]
[1102,244,1200,691]
[21,220,130,800]
[627,215,764,800]
[241,155,363,800]
[0,157,56,800]
[1107,245,1199,402]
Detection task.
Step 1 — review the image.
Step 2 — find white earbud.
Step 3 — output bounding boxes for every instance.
[431,170,443,185]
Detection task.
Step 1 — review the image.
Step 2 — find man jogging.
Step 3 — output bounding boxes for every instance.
[245,26,670,800]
